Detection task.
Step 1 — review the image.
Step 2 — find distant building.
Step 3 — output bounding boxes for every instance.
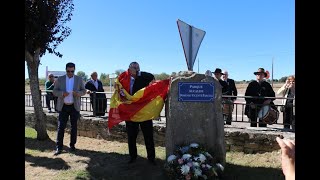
[46,66,66,81]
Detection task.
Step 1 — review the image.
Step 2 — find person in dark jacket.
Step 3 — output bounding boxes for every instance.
[222,70,238,125]
[213,68,229,124]
[45,73,58,113]
[85,72,107,116]
[213,68,228,95]
[245,68,277,127]
[120,61,156,165]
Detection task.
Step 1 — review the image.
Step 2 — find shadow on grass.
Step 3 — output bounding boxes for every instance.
[70,149,168,180]
[25,136,168,180]
[25,154,71,170]
[25,136,283,180]
[25,136,68,152]
[221,163,284,180]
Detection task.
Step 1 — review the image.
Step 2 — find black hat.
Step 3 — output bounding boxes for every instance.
[213,68,224,75]
[253,68,267,76]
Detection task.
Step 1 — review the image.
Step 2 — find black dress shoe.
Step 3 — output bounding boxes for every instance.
[128,158,136,164]
[148,159,157,165]
[54,149,62,156]
[69,146,76,152]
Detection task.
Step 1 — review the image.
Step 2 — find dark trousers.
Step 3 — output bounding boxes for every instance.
[91,97,107,116]
[284,106,293,129]
[46,93,57,111]
[56,104,80,150]
[249,107,267,127]
[125,120,155,161]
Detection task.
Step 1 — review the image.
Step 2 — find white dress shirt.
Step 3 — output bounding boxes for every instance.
[64,75,75,104]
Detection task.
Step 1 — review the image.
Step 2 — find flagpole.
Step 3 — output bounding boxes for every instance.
[198,58,199,73]
[189,25,193,71]
[272,57,274,88]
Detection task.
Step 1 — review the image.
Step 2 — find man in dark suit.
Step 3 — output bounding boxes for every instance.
[213,68,228,95]
[222,70,238,125]
[85,72,107,116]
[53,62,87,155]
[119,61,156,165]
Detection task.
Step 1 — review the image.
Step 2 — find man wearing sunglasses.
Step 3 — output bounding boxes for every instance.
[53,62,87,155]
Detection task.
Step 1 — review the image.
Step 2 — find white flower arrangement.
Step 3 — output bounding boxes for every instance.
[164,143,224,180]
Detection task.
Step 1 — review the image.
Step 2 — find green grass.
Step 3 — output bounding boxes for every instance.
[54,170,91,180]
[25,127,284,180]
[25,126,37,139]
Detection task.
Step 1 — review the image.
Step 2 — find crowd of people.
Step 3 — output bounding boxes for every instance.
[45,64,295,131]
[207,67,295,129]
[40,62,295,178]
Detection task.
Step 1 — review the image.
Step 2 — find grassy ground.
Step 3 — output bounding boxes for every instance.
[25,127,284,180]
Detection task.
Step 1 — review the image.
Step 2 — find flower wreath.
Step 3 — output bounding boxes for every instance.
[164,143,224,180]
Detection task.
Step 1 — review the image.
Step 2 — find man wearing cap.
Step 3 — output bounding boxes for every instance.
[244,68,276,127]
[213,68,229,125]
[213,68,228,95]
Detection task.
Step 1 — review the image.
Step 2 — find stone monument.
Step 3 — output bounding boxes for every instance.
[165,71,226,165]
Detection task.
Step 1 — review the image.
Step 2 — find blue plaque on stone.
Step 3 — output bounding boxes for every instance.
[178,82,215,102]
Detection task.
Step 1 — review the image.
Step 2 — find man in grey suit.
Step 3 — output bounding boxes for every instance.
[53,62,86,155]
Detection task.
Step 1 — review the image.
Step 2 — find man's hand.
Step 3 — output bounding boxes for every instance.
[73,91,80,97]
[149,79,155,85]
[263,99,271,105]
[276,137,295,180]
[63,92,69,97]
[250,102,256,109]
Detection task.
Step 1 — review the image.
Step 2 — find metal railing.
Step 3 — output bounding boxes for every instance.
[25,92,294,128]
[221,95,295,128]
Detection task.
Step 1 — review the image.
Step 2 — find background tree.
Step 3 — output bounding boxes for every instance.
[25,0,74,140]
[115,69,125,76]
[100,73,110,86]
[77,71,88,81]
[154,72,170,80]
[279,76,288,82]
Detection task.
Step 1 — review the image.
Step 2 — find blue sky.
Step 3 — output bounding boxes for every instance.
[25,0,295,81]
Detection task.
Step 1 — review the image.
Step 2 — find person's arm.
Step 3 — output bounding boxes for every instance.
[142,72,155,84]
[276,137,295,180]
[232,80,237,100]
[85,80,94,94]
[277,83,288,96]
[53,78,64,97]
[45,81,54,91]
[245,82,253,104]
[74,77,87,97]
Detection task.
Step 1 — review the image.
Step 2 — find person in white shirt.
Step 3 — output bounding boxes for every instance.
[277,75,295,130]
[53,62,86,155]
[85,72,107,116]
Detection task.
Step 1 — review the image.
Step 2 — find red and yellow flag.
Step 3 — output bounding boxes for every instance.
[108,73,170,129]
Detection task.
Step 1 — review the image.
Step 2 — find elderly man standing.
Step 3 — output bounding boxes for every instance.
[53,62,86,155]
[222,70,238,125]
[118,61,156,165]
[85,71,107,116]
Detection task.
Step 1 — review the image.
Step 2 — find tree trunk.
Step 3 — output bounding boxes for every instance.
[25,49,49,140]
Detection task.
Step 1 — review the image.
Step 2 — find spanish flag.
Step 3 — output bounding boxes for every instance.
[108,72,170,129]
